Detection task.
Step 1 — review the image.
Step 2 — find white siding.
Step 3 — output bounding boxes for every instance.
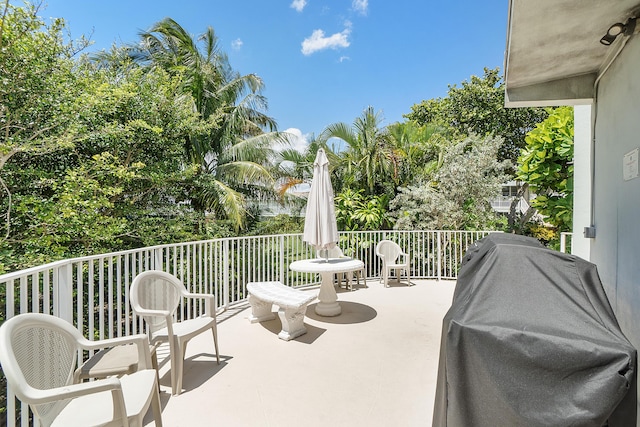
[571,105,593,260]
[591,35,640,350]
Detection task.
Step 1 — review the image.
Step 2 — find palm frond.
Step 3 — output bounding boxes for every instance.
[198,179,246,230]
[216,161,274,187]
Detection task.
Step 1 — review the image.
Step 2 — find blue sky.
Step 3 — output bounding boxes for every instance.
[40,0,508,150]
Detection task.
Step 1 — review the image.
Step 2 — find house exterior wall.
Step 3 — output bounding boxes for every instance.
[591,35,640,353]
[572,105,593,261]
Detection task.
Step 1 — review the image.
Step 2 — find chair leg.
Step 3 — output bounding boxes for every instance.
[151,375,163,427]
[345,272,353,291]
[169,340,179,395]
[173,342,186,396]
[151,345,160,392]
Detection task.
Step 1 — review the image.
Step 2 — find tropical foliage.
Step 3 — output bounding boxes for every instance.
[335,188,389,231]
[517,106,574,232]
[405,67,549,164]
[319,106,396,197]
[3,58,209,271]
[0,1,563,275]
[389,135,510,231]
[1,1,81,242]
[386,121,448,186]
[0,3,279,271]
[126,18,284,229]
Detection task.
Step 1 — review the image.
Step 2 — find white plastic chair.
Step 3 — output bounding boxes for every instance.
[130,270,220,395]
[376,240,411,287]
[316,246,364,290]
[0,312,162,427]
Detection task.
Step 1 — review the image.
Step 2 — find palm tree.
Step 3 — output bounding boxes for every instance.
[387,121,448,186]
[128,18,285,229]
[270,134,338,216]
[319,106,395,196]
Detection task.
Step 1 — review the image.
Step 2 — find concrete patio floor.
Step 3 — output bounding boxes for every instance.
[144,278,456,427]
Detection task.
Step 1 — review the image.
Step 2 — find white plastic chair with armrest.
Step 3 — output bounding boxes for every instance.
[0,312,162,427]
[130,270,220,396]
[376,240,411,287]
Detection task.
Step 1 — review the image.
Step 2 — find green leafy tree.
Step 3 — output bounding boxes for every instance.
[517,106,574,232]
[389,134,510,231]
[72,62,213,245]
[1,60,208,271]
[405,67,548,163]
[0,1,87,244]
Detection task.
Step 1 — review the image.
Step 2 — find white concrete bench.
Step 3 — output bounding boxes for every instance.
[247,281,317,341]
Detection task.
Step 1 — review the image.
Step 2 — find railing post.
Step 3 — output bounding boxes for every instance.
[279,235,286,285]
[559,232,573,254]
[153,248,163,270]
[56,263,74,323]
[223,239,230,308]
[437,231,442,281]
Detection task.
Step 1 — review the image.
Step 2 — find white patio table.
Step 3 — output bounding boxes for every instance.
[289,257,365,317]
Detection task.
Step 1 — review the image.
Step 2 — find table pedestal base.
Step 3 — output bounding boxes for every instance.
[315,271,341,316]
[315,300,341,316]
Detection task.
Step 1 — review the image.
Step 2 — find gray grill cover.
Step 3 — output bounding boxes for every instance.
[433,233,636,427]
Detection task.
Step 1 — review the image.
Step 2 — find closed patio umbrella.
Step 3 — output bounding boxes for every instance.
[303,148,339,259]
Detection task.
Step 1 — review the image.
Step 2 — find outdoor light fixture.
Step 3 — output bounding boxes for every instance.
[600,17,637,46]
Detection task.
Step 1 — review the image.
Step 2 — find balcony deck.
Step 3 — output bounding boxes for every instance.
[144,278,456,427]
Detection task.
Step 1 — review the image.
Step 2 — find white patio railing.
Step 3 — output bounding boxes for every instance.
[560,232,573,254]
[0,229,496,426]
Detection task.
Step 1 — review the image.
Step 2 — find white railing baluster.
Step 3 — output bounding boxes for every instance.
[279,235,285,284]
[61,264,73,322]
[223,239,230,308]
[88,260,95,342]
[98,258,105,340]
[29,273,37,314]
[76,263,83,338]
[437,231,442,281]
[125,254,132,335]
[116,256,122,337]
[43,271,50,315]
[108,257,114,339]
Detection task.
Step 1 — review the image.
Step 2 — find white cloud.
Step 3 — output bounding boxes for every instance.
[339,56,350,63]
[231,38,243,50]
[352,0,368,15]
[290,0,307,12]
[280,128,310,153]
[271,128,310,155]
[301,28,351,55]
